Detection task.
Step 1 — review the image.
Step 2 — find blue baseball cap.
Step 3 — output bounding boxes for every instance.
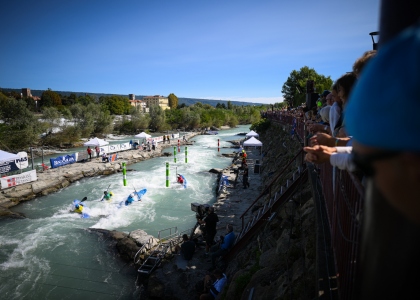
[346,22,420,152]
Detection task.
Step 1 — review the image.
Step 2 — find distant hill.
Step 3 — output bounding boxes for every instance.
[0,88,266,107]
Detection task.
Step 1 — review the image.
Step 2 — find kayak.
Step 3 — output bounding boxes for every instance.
[119,188,147,207]
[72,199,90,218]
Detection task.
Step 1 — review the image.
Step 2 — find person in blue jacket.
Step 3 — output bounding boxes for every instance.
[125,193,136,206]
[209,224,235,270]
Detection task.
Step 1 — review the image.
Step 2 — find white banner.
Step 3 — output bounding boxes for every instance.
[16,152,29,169]
[1,170,37,189]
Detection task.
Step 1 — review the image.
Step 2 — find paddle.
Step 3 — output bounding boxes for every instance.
[100,184,111,201]
[132,185,141,202]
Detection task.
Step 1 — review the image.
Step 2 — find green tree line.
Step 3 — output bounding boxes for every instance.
[0,90,265,152]
[0,65,331,152]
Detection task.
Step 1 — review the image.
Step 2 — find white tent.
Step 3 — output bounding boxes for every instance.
[83,137,109,147]
[243,136,262,147]
[245,130,259,138]
[135,132,152,139]
[0,150,20,164]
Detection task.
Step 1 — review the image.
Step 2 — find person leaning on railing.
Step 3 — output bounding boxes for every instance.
[345,21,420,299]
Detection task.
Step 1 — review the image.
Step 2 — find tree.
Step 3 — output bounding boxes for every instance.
[40,89,62,108]
[76,94,97,106]
[130,109,150,133]
[227,100,233,110]
[281,66,333,107]
[168,93,178,110]
[99,95,131,115]
[69,103,95,137]
[149,105,166,131]
[41,106,61,135]
[0,97,43,150]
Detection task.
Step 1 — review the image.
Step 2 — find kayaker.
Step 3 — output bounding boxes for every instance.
[125,193,136,206]
[74,203,84,214]
[102,191,113,201]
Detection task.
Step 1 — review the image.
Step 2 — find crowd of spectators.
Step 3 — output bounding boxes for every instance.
[263,10,420,298]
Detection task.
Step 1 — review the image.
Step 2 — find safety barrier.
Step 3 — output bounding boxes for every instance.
[265,111,364,300]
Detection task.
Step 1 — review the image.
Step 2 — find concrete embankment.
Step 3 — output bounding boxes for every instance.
[0,133,200,218]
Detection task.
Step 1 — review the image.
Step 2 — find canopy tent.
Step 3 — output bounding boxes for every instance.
[245,130,259,138]
[135,132,152,139]
[0,150,20,164]
[83,137,109,147]
[243,136,262,147]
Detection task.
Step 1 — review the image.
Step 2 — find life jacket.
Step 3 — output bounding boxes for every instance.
[74,204,84,213]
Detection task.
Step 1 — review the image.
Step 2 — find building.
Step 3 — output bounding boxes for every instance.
[129,99,148,113]
[22,88,32,98]
[128,94,135,100]
[142,95,170,110]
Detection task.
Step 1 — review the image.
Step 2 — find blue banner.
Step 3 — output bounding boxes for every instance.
[50,153,78,169]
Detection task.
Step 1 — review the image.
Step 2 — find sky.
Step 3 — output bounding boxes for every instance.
[0,0,381,104]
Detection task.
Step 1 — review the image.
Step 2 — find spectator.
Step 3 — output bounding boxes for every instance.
[325,92,334,106]
[87,146,92,160]
[345,21,420,299]
[307,72,357,137]
[352,50,377,78]
[95,146,100,158]
[175,234,196,261]
[197,206,219,255]
[102,152,109,162]
[209,224,235,270]
[200,269,227,300]
[152,139,156,151]
[320,90,331,108]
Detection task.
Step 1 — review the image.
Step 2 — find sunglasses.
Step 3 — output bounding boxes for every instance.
[351,150,400,177]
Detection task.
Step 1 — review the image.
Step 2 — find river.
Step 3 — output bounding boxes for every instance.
[0,125,250,299]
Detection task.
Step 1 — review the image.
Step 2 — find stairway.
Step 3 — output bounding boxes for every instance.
[135,227,194,276]
[137,243,171,275]
[225,164,308,261]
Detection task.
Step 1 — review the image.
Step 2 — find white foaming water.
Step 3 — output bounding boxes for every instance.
[1,125,249,299]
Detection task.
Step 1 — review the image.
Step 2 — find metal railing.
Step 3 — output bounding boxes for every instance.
[265,111,365,300]
[240,150,305,230]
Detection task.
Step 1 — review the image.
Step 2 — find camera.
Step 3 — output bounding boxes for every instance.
[191,202,210,219]
[190,203,211,241]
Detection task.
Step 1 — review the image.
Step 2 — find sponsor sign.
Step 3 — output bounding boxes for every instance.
[1,170,37,189]
[50,153,78,169]
[0,152,29,174]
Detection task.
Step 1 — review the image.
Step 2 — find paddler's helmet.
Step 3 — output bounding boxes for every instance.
[242,150,245,153]
[130,193,135,198]
[75,204,79,209]
[104,191,108,194]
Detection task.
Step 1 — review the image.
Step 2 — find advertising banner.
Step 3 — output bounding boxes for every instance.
[50,153,78,169]
[1,170,37,189]
[0,152,29,174]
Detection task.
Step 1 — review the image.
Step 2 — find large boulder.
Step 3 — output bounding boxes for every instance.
[129,229,158,247]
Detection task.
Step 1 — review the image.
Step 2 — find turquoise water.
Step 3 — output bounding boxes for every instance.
[0,125,249,299]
